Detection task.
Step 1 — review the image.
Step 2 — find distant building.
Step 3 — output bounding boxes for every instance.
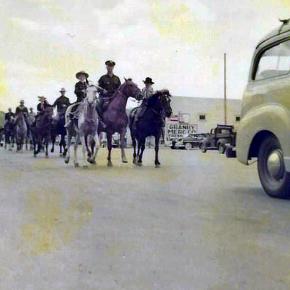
[164,96,242,145]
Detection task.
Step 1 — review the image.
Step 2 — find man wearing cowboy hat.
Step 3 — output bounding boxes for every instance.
[64,71,89,127]
[134,77,156,127]
[75,71,89,103]
[53,88,70,113]
[37,96,50,113]
[141,77,155,99]
[97,60,121,114]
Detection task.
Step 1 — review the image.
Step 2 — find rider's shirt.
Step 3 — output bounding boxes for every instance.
[15,106,28,116]
[75,81,87,103]
[98,74,121,99]
[53,96,70,112]
[141,87,154,99]
[5,112,15,121]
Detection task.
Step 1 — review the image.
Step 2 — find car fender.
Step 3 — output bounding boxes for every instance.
[237,103,290,165]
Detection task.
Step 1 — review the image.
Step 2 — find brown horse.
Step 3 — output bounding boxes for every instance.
[98,79,141,166]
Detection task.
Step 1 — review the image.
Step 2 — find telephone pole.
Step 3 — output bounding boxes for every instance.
[224,53,228,125]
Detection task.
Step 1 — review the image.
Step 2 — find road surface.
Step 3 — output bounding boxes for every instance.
[0,147,290,290]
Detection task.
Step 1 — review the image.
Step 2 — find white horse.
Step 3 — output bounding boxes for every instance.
[65,85,100,167]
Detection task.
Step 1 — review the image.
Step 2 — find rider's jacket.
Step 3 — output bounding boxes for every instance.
[15,106,28,116]
[98,74,121,99]
[74,81,88,103]
[37,101,50,113]
[5,112,15,121]
[53,96,70,112]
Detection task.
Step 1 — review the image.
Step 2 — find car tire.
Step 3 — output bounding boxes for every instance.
[201,143,207,153]
[258,135,290,199]
[185,143,193,150]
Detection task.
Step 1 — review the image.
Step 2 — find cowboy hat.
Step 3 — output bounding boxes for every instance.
[38,96,46,100]
[105,60,116,66]
[59,88,66,92]
[76,71,89,79]
[143,77,154,84]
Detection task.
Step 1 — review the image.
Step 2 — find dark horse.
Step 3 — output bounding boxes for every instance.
[31,106,53,158]
[98,79,141,166]
[129,90,172,167]
[51,108,67,156]
[4,118,15,151]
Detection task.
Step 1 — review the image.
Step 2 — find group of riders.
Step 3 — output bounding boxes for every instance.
[3,60,156,132]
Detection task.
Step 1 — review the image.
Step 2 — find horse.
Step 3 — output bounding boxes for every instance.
[129,89,172,167]
[31,106,53,158]
[65,85,100,167]
[51,107,67,156]
[14,112,28,152]
[4,118,15,151]
[27,113,36,150]
[98,78,141,166]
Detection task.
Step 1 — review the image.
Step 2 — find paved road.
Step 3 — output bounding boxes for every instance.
[0,147,290,290]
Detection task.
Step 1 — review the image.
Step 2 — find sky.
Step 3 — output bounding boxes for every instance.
[0,0,289,110]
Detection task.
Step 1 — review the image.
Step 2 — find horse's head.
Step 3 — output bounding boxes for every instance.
[86,85,98,106]
[121,78,142,100]
[151,89,172,118]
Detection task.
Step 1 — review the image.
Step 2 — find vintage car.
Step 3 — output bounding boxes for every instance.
[200,124,236,153]
[171,133,208,150]
[235,19,290,198]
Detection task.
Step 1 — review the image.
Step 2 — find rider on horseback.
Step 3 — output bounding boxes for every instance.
[97,60,121,119]
[53,88,70,120]
[15,100,29,116]
[134,77,155,127]
[4,108,15,126]
[37,96,51,113]
[64,71,89,127]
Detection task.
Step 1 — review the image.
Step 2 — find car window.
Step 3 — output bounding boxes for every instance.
[255,40,290,80]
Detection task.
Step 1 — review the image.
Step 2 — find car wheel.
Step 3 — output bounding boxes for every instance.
[218,144,225,154]
[258,136,290,199]
[185,143,193,150]
[201,143,207,153]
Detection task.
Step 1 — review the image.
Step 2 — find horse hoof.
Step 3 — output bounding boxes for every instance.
[107,161,113,167]
[64,157,69,164]
[82,165,88,169]
[155,163,161,168]
[74,162,79,168]
[137,161,142,167]
[122,159,128,163]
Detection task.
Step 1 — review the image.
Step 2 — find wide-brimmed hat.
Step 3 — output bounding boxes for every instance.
[38,96,46,100]
[59,88,66,92]
[105,60,116,67]
[143,77,154,84]
[20,99,25,103]
[76,71,89,79]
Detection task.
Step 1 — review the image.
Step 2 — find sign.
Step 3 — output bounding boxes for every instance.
[165,121,198,143]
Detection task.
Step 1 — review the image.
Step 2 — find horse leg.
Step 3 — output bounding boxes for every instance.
[64,132,71,164]
[73,135,79,168]
[155,134,161,167]
[137,138,146,165]
[80,135,89,168]
[45,138,49,158]
[131,132,137,164]
[120,129,128,163]
[91,132,100,164]
[107,133,113,167]
[62,134,67,157]
[51,134,55,153]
